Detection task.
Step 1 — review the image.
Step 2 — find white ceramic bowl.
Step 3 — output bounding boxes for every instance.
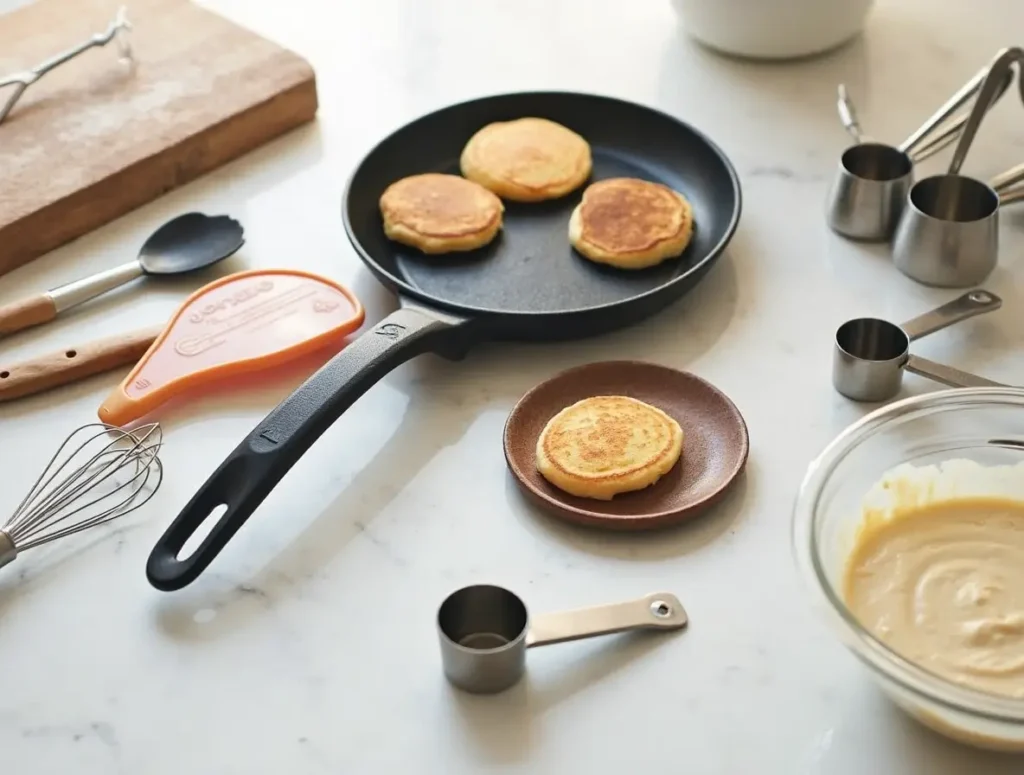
[792,388,1024,752]
[671,0,875,60]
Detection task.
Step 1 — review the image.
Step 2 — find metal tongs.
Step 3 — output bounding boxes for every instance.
[0,6,133,126]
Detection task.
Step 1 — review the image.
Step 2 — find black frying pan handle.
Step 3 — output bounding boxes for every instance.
[146,305,469,591]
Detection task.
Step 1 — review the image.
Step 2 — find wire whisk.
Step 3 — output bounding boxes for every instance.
[0,422,164,570]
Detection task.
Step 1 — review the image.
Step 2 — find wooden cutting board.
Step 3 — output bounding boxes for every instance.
[0,0,317,277]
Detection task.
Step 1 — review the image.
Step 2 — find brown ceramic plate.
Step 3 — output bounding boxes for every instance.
[503,360,749,530]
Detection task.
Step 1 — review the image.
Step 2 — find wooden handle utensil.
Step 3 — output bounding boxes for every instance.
[0,326,160,402]
[0,294,57,336]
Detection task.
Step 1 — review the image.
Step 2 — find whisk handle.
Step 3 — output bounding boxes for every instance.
[146,305,474,591]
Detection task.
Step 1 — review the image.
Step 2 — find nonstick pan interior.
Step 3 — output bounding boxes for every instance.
[344,91,741,327]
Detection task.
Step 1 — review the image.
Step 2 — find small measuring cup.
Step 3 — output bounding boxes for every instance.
[825,59,1014,242]
[437,585,687,694]
[832,289,1004,402]
[892,47,1024,287]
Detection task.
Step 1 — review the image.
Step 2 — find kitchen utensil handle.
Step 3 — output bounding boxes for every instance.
[47,261,144,314]
[146,305,472,591]
[905,354,1007,389]
[525,593,688,648]
[0,327,160,403]
[32,6,130,78]
[998,187,1024,206]
[836,84,866,144]
[0,80,29,125]
[899,289,1002,341]
[990,163,1024,205]
[901,61,1014,161]
[946,48,1023,176]
[0,293,57,337]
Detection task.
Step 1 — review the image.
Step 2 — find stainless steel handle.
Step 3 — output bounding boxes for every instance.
[901,61,1015,162]
[906,118,963,164]
[0,6,132,127]
[946,48,1024,177]
[899,290,1002,341]
[525,592,687,648]
[47,260,145,314]
[836,84,869,144]
[905,354,1007,389]
[0,531,15,570]
[990,163,1024,205]
[990,162,1024,193]
[999,187,1024,206]
[0,79,30,125]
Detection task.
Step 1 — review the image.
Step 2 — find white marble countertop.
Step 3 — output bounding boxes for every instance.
[2,0,1024,772]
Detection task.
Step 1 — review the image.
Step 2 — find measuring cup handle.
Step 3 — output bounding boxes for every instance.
[946,48,1023,176]
[145,305,473,591]
[899,290,1002,341]
[525,593,688,648]
[990,162,1024,197]
[901,62,1014,161]
[836,84,864,143]
[905,354,1007,389]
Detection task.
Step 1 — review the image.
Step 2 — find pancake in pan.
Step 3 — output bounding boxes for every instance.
[569,177,694,269]
[536,395,684,500]
[460,117,592,202]
[379,173,504,254]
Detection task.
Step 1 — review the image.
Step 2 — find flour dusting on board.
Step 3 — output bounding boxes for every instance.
[54,71,202,143]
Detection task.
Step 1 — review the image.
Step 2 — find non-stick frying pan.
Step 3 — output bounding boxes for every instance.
[146,91,742,590]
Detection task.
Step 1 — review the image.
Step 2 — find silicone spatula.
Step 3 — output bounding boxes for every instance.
[97,269,365,426]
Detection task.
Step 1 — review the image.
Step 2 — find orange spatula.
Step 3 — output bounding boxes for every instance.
[97,269,365,426]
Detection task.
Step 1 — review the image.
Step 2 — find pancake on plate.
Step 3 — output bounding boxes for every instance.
[379,173,504,254]
[460,117,592,202]
[536,395,684,500]
[569,177,694,269]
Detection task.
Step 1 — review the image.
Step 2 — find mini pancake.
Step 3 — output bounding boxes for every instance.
[569,178,694,269]
[536,395,684,501]
[460,117,592,202]
[379,173,504,254]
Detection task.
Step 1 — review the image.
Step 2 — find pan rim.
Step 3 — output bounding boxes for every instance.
[341,89,743,319]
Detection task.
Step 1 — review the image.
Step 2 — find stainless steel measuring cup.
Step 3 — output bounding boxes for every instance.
[892,48,1024,287]
[436,584,687,694]
[832,289,1004,402]
[893,161,1024,287]
[825,59,1014,242]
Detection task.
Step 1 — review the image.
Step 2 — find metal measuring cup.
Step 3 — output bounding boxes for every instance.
[892,48,1024,287]
[893,160,1024,287]
[437,584,687,694]
[832,289,1005,402]
[825,59,1014,242]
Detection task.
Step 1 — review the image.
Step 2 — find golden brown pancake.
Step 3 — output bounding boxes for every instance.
[536,395,684,500]
[379,173,504,254]
[568,178,694,269]
[460,117,592,202]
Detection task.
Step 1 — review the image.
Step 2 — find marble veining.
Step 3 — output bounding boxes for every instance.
[1,0,1023,772]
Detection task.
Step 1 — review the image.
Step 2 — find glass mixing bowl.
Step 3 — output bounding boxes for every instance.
[793,387,1024,752]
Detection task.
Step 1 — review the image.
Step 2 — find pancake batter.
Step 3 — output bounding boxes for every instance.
[844,494,1024,698]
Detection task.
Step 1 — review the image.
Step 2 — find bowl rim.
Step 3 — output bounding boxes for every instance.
[793,386,1024,723]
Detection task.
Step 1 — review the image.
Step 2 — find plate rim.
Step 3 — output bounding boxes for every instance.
[502,359,750,529]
